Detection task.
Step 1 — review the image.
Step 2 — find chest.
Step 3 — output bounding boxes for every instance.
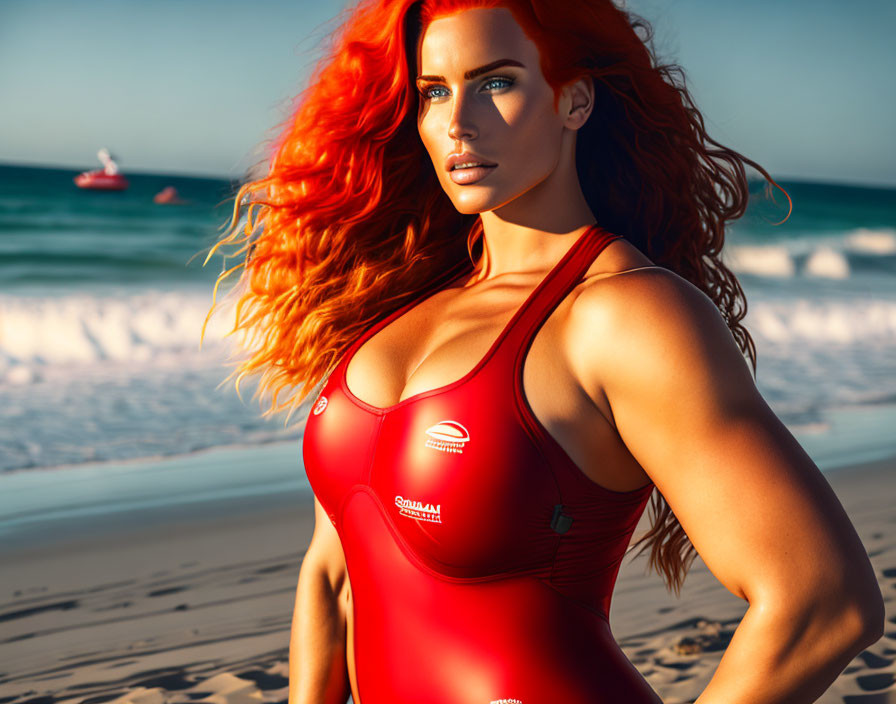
[303,367,562,578]
[345,280,545,409]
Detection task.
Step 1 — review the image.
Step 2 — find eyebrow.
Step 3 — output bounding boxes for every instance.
[416,58,525,83]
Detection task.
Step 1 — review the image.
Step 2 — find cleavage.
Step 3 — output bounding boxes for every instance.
[344,282,528,409]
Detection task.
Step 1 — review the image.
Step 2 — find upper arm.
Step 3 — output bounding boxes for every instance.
[304,495,348,594]
[567,269,879,613]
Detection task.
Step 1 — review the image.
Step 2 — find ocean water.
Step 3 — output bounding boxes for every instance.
[1,164,895,477]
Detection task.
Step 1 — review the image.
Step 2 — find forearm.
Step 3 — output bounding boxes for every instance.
[695,599,876,703]
[289,558,352,704]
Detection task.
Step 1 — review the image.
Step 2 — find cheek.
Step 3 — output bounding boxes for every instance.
[499,94,562,168]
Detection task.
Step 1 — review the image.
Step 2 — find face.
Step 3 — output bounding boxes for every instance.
[415,7,571,215]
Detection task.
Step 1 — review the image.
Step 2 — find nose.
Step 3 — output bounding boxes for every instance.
[447,91,477,142]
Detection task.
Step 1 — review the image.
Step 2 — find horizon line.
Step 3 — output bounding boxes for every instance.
[2,159,895,192]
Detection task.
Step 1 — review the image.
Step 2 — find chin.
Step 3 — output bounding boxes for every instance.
[443,185,511,215]
[450,200,491,215]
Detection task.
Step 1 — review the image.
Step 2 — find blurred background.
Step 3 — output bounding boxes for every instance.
[1,0,894,700]
[1,0,894,482]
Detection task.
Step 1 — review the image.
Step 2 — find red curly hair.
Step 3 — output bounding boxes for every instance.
[204,0,791,595]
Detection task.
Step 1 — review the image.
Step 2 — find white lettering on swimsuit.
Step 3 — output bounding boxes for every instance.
[424,420,470,454]
[312,395,328,415]
[394,495,442,524]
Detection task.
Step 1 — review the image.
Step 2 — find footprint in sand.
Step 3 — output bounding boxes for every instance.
[146,586,188,597]
[857,673,895,691]
[669,619,735,655]
[131,671,195,691]
[858,651,894,669]
[234,668,289,690]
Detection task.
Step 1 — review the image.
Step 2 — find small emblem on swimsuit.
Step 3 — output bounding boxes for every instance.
[312,395,328,415]
[490,699,522,704]
[395,495,442,523]
[424,420,470,454]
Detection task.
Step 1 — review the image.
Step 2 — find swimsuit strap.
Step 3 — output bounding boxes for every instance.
[496,225,623,367]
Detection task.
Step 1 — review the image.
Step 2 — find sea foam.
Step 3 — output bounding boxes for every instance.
[0,290,235,379]
[724,226,896,279]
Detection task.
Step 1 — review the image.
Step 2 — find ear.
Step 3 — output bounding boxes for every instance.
[559,75,594,131]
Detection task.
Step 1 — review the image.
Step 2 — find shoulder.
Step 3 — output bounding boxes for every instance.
[571,262,725,345]
[563,260,755,413]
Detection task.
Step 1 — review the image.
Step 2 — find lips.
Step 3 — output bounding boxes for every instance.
[448,164,496,185]
[444,151,497,172]
[445,151,497,185]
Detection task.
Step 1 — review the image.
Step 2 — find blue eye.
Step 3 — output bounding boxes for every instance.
[482,77,513,91]
[417,76,514,101]
[422,85,449,100]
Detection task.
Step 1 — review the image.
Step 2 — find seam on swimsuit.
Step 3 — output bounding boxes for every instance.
[537,576,612,624]
[344,484,550,585]
[362,414,384,486]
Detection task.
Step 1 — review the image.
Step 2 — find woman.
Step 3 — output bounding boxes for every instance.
[205,0,884,701]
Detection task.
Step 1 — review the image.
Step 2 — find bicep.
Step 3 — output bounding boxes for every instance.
[572,273,870,606]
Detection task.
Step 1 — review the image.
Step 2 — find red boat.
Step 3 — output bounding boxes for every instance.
[74,169,129,191]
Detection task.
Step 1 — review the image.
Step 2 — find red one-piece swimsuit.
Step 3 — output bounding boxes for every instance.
[303,224,659,703]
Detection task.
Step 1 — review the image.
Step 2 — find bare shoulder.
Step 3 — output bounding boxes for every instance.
[564,257,756,415]
[573,236,725,338]
[570,257,745,361]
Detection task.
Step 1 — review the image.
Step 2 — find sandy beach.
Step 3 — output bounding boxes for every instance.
[1,449,893,704]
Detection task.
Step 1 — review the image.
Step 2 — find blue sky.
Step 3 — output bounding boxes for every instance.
[1,0,893,187]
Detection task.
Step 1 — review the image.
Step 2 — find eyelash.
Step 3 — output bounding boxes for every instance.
[418,76,514,101]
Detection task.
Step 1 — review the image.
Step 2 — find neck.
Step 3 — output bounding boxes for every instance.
[472,136,597,282]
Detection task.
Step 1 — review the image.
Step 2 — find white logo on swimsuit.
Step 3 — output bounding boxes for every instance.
[312,395,328,415]
[490,699,522,704]
[394,495,442,523]
[424,420,470,454]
